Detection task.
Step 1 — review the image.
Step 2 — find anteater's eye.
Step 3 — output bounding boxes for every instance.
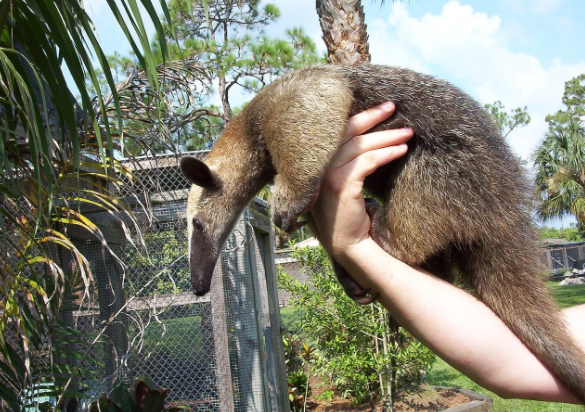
[193,218,203,232]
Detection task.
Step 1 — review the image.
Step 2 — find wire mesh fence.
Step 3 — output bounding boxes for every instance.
[2,151,288,411]
[544,241,585,273]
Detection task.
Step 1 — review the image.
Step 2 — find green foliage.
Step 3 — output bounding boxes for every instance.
[534,74,585,226]
[485,100,531,138]
[314,389,334,403]
[533,120,585,225]
[538,225,584,241]
[0,1,169,410]
[157,0,324,148]
[88,1,324,154]
[126,230,190,295]
[278,246,435,406]
[288,370,311,411]
[282,332,306,373]
[546,74,585,132]
[283,331,316,411]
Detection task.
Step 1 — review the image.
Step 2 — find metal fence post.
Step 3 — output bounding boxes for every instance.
[245,216,274,412]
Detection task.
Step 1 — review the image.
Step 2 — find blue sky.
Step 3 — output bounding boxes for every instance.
[85,0,585,226]
[271,0,585,161]
[86,0,585,160]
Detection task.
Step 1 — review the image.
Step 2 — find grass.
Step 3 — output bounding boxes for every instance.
[427,358,582,412]
[280,306,305,333]
[139,315,208,364]
[550,282,585,309]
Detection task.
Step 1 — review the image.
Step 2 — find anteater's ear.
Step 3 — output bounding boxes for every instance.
[180,156,221,191]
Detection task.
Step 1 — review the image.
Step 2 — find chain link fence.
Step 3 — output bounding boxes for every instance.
[10,151,288,411]
[544,241,585,273]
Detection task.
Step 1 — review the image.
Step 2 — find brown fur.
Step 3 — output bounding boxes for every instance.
[181,64,585,403]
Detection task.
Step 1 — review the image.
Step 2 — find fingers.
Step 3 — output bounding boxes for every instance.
[326,143,409,195]
[346,144,409,182]
[343,101,396,144]
[324,101,413,194]
[332,127,413,168]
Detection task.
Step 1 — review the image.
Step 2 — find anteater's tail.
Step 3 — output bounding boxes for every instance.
[461,234,585,404]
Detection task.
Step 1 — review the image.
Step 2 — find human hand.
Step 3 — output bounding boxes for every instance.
[312,102,413,264]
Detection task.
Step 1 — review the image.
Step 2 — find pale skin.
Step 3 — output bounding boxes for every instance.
[311,101,585,404]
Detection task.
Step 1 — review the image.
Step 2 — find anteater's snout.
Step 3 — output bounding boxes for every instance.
[190,267,213,296]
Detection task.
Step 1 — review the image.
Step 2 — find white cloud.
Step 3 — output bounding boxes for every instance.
[368,1,585,160]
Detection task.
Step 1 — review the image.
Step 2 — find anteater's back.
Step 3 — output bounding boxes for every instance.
[333,64,531,268]
[331,64,585,403]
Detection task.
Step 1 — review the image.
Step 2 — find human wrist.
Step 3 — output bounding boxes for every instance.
[330,236,374,266]
[333,238,394,288]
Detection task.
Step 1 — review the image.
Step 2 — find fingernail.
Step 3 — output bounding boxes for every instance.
[379,101,395,111]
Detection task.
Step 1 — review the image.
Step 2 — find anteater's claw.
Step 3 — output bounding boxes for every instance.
[352,289,379,305]
[274,211,297,233]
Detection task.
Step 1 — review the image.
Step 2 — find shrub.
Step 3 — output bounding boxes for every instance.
[278,246,435,407]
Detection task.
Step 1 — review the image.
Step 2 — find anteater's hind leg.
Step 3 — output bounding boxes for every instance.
[317,198,453,304]
[364,198,455,282]
[307,218,378,304]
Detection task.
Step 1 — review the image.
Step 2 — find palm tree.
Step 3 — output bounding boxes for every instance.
[315,0,370,64]
[1,1,168,410]
[534,120,585,228]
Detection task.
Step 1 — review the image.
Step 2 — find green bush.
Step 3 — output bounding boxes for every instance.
[278,246,435,407]
[287,370,311,411]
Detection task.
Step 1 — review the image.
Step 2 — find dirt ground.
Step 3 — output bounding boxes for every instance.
[304,382,471,412]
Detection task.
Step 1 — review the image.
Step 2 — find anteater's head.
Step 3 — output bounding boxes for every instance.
[180,155,238,296]
[180,141,272,296]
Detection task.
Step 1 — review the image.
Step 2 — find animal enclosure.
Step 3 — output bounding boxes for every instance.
[544,241,585,273]
[3,151,288,411]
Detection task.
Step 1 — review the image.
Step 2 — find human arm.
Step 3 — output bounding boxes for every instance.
[311,101,583,404]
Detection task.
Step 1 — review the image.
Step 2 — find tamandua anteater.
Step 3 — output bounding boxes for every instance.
[180,64,585,403]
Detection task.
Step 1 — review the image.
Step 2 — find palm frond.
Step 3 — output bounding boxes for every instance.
[534,120,585,225]
[1,0,172,408]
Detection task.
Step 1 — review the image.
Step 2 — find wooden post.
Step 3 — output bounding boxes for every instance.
[248,201,290,412]
[260,230,291,412]
[222,217,265,411]
[211,261,235,412]
[245,219,273,412]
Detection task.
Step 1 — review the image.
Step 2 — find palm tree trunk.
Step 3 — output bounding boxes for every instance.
[316,0,370,64]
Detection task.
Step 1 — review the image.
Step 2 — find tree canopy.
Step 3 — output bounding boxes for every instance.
[484,101,531,138]
[546,74,585,132]
[94,0,324,155]
[534,74,585,232]
[534,120,585,228]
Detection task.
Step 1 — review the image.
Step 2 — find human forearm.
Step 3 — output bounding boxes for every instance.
[337,238,580,403]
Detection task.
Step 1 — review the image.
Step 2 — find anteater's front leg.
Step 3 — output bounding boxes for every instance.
[265,76,354,232]
[273,177,322,233]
